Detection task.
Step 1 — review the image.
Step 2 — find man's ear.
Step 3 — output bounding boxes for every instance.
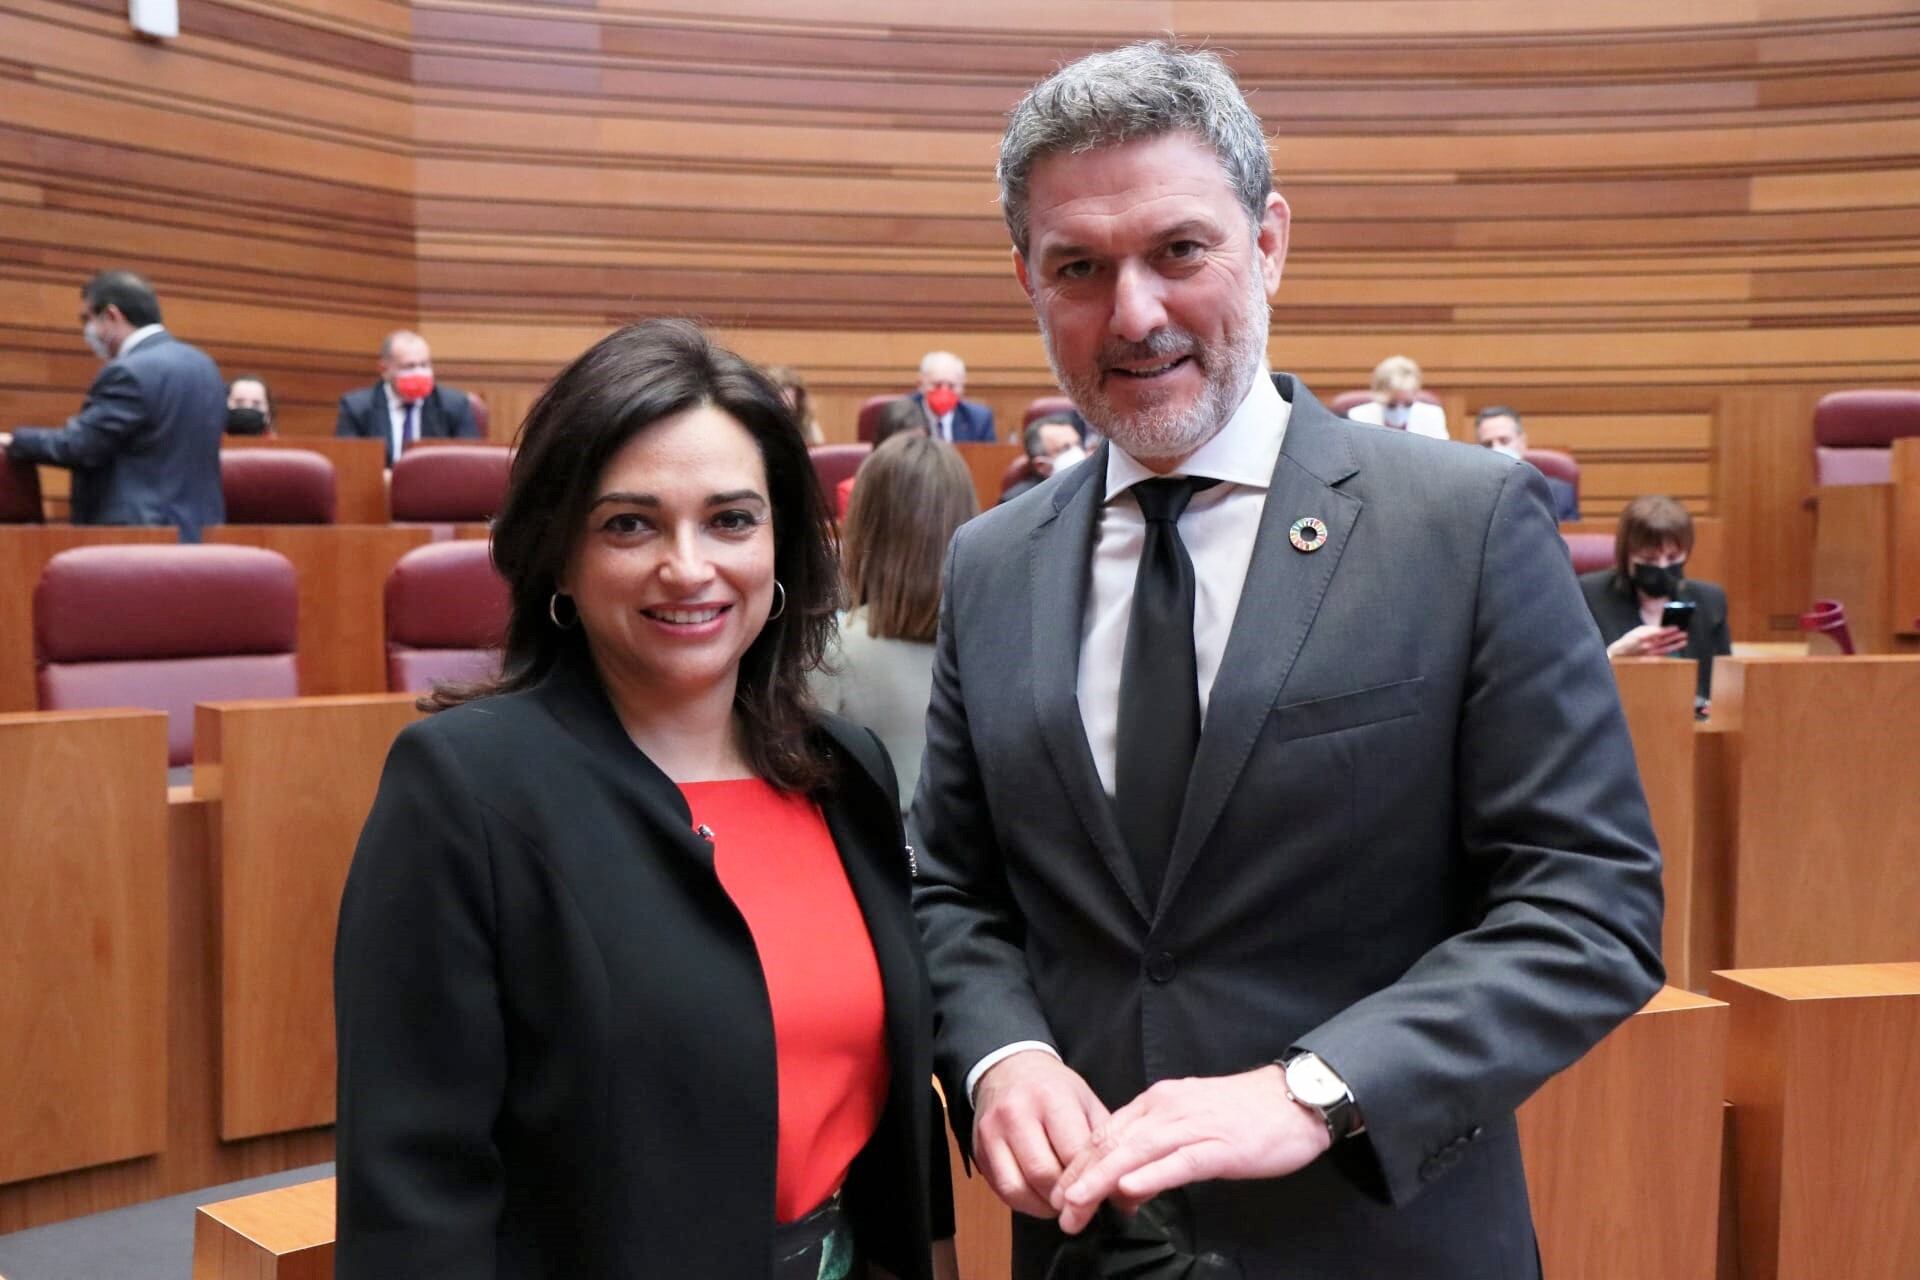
[1013,247,1035,302]
[1257,193,1291,296]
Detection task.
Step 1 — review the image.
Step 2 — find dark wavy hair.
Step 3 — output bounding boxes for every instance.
[429,318,840,792]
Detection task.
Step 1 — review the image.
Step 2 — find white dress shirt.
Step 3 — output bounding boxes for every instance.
[384,383,417,463]
[965,369,1291,1101]
[1347,398,1448,441]
[117,324,165,358]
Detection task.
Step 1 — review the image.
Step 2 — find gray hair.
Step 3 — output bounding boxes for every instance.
[997,41,1273,258]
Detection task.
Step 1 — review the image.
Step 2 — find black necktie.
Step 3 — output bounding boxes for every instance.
[1115,476,1217,904]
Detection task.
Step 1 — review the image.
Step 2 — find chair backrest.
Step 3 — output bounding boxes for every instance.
[856,394,911,443]
[384,540,509,693]
[1330,388,1443,417]
[1799,598,1856,656]
[220,448,337,524]
[0,457,44,522]
[1023,395,1077,428]
[810,443,871,496]
[389,444,512,522]
[1525,449,1580,497]
[35,545,299,766]
[468,391,490,438]
[1812,390,1920,487]
[1561,532,1615,575]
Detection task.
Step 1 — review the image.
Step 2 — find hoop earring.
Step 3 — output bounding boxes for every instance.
[767,580,786,621]
[548,592,578,629]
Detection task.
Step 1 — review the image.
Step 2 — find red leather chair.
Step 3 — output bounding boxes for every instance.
[1798,598,1856,655]
[1330,389,1442,418]
[390,444,512,523]
[35,545,299,766]
[1812,390,1920,486]
[467,391,490,439]
[810,444,871,499]
[1,457,43,522]
[1023,395,1077,428]
[385,541,509,693]
[1561,532,1614,575]
[855,395,912,443]
[220,448,336,524]
[1524,449,1581,505]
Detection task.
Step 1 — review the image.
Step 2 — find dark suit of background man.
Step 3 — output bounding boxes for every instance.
[911,41,1665,1279]
[1,271,225,541]
[1475,405,1581,522]
[910,349,997,442]
[334,329,480,464]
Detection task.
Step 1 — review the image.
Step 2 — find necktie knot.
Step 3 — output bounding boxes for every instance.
[1132,476,1216,524]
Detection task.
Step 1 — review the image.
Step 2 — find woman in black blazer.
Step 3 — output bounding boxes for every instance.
[335,319,952,1279]
[1577,494,1732,703]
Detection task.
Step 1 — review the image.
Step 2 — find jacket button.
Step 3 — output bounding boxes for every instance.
[1146,952,1177,983]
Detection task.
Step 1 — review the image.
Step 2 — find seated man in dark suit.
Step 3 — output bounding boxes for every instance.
[910,350,997,443]
[1475,406,1580,521]
[335,330,480,465]
[1,270,225,541]
[1000,413,1088,504]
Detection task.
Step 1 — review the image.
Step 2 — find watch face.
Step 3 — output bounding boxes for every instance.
[1287,1056,1346,1108]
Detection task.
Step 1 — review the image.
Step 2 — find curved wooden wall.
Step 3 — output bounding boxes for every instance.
[2,0,1918,637]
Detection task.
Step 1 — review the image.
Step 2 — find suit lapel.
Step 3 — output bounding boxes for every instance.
[1156,379,1363,915]
[1029,449,1153,923]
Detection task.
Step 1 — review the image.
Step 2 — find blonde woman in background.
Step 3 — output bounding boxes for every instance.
[1346,354,1450,440]
[813,433,978,819]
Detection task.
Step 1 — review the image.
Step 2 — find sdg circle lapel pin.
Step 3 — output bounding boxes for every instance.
[1289,517,1329,553]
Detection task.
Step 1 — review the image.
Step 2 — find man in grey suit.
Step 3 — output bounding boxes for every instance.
[911,42,1665,1278]
[2,271,226,541]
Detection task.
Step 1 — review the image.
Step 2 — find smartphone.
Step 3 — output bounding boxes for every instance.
[1660,600,1697,630]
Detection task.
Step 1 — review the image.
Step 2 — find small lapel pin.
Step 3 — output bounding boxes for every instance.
[1289,517,1329,553]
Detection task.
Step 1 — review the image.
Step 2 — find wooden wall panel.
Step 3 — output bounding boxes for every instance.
[3,0,1918,638]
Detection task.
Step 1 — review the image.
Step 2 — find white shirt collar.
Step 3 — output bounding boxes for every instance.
[117,324,165,357]
[1104,367,1288,502]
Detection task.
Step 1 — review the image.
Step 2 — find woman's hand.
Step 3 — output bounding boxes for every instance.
[1608,624,1688,658]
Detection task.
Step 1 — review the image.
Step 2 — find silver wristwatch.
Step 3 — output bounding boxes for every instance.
[1280,1051,1366,1142]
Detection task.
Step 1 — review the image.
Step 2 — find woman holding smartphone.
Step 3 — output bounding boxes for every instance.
[1578,494,1732,702]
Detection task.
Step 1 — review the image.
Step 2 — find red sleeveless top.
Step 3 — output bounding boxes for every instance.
[680,779,890,1223]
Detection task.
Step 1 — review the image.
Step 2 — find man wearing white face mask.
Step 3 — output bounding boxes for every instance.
[1002,413,1089,503]
[1344,355,1449,441]
[1475,406,1580,522]
[0,270,226,540]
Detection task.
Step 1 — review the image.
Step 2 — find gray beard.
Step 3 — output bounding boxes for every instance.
[1040,275,1272,465]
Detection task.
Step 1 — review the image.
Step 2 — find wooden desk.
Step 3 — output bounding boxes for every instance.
[224,436,388,525]
[0,526,177,712]
[1810,437,1920,654]
[1611,658,1699,985]
[0,784,332,1234]
[1518,986,1728,1280]
[1562,515,1725,587]
[204,526,435,697]
[197,695,422,1140]
[193,1176,335,1280]
[1709,964,1920,1280]
[0,710,168,1187]
[955,442,1022,513]
[1690,657,1920,976]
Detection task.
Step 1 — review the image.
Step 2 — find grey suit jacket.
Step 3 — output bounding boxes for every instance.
[912,374,1665,1279]
[7,330,226,540]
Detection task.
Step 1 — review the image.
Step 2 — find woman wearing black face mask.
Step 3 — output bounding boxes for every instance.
[225,375,274,435]
[1577,494,1731,701]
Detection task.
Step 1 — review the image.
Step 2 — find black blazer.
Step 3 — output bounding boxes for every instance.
[6,330,226,540]
[335,646,943,1279]
[334,381,481,463]
[1577,570,1731,700]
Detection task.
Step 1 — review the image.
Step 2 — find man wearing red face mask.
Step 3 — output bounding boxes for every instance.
[910,350,998,443]
[334,330,481,465]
